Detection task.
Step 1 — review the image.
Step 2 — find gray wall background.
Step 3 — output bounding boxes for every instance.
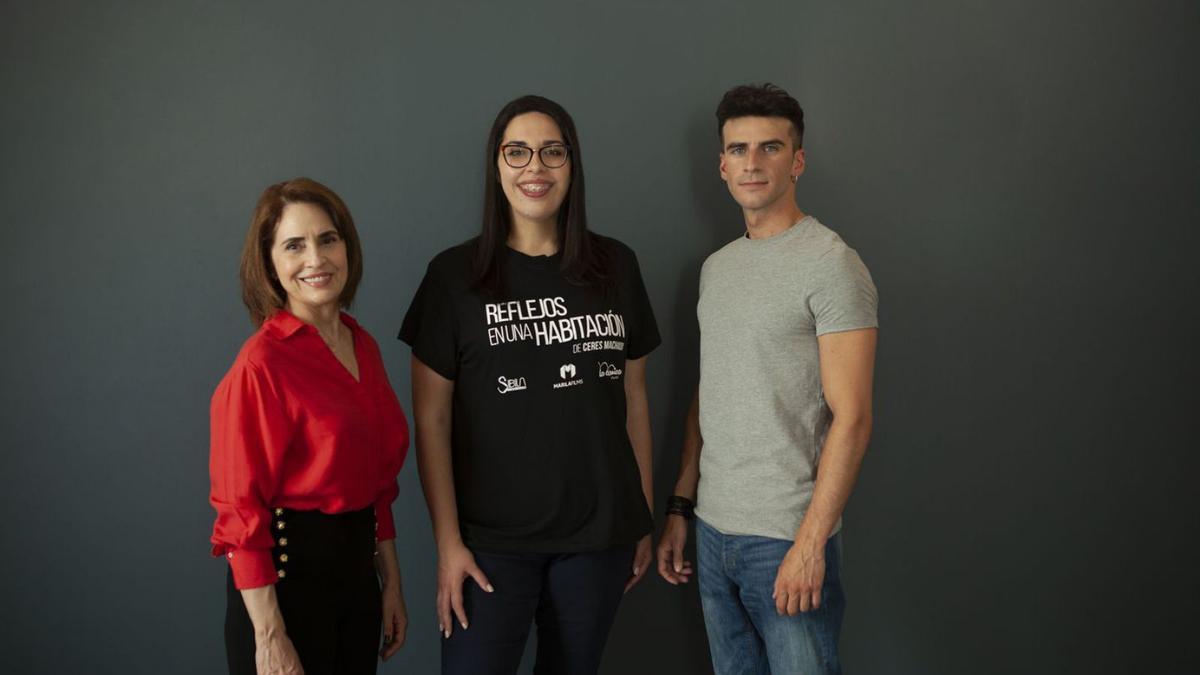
[3,1,1197,673]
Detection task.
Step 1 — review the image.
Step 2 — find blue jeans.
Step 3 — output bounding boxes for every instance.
[696,518,845,675]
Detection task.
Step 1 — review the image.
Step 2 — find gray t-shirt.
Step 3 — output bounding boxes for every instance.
[695,215,878,541]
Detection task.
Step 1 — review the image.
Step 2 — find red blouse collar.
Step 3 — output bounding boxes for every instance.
[264,309,360,339]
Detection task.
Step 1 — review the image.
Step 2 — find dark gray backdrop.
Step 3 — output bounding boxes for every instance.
[3,1,1197,673]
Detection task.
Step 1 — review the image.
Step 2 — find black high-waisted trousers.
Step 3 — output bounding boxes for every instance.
[225,507,381,675]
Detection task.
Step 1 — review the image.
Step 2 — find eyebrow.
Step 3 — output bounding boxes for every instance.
[502,140,566,146]
[725,139,786,151]
[279,229,338,245]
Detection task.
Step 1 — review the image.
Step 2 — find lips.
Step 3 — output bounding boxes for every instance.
[517,181,553,199]
[299,273,334,288]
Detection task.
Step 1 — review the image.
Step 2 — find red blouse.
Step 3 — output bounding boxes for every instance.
[209,310,409,589]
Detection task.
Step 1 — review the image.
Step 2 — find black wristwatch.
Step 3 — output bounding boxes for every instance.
[665,495,695,520]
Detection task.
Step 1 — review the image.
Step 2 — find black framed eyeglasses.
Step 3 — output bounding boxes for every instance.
[499,143,571,169]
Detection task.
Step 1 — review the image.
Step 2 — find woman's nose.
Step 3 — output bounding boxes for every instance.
[304,241,324,265]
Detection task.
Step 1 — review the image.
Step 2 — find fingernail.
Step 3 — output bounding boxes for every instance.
[443,629,450,638]
[674,564,682,573]
[633,566,640,575]
[461,621,468,630]
[486,584,494,593]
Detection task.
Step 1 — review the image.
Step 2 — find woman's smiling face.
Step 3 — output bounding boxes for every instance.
[269,201,348,316]
[497,112,571,229]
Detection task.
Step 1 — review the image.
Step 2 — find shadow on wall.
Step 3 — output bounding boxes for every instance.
[604,108,740,675]
[655,103,740,490]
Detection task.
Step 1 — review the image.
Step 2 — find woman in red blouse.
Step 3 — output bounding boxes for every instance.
[210,178,409,675]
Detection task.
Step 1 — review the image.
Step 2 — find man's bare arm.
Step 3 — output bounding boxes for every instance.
[674,389,702,500]
[774,327,877,614]
[658,388,702,584]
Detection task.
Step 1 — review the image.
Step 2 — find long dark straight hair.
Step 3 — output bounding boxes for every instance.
[472,94,611,296]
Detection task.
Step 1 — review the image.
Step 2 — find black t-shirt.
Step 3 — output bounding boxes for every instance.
[398,235,660,553]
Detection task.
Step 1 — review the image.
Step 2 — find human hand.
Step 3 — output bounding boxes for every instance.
[437,542,493,638]
[379,580,408,660]
[254,628,304,675]
[656,515,693,585]
[772,541,825,615]
[624,535,653,593]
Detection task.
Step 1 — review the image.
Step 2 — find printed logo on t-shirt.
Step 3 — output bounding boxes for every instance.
[554,363,583,389]
[484,297,626,351]
[598,362,623,380]
[497,376,527,394]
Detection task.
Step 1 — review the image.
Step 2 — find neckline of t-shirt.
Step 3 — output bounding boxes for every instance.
[505,245,562,267]
[741,215,815,244]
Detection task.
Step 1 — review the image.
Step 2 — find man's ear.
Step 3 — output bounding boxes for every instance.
[792,148,806,180]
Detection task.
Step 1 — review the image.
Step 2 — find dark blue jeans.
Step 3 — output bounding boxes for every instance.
[441,546,634,675]
[697,518,845,675]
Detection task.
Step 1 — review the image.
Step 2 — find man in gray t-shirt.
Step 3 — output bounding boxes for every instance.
[658,84,878,675]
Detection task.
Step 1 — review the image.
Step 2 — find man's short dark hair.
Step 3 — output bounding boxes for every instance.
[716,83,805,149]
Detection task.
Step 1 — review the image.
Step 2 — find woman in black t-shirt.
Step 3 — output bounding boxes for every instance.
[399,95,660,674]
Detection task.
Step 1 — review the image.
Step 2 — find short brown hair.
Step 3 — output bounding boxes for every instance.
[239,177,364,326]
[716,83,805,149]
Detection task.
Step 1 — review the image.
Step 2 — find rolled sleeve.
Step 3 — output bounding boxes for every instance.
[224,546,279,590]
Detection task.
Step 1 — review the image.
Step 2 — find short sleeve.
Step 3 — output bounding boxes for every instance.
[209,360,293,589]
[622,248,662,360]
[809,245,879,336]
[398,263,459,380]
